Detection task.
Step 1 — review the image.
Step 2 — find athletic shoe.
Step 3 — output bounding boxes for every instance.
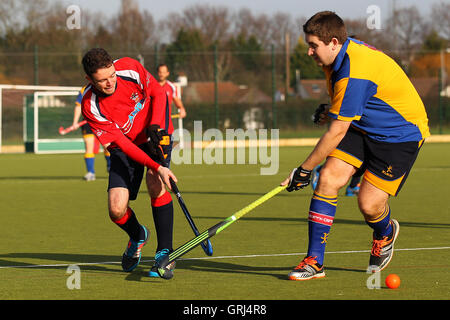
[121,225,149,272]
[149,248,176,279]
[311,165,322,190]
[345,184,360,196]
[288,256,325,281]
[368,219,400,273]
[83,172,96,181]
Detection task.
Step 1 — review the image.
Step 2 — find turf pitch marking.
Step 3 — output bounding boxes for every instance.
[0,246,449,269]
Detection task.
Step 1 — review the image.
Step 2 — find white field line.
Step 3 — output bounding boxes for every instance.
[1,246,449,270]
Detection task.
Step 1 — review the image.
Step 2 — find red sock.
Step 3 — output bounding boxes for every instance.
[111,207,144,241]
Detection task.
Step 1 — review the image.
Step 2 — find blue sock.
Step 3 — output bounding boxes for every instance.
[307,192,337,265]
[84,154,95,173]
[365,205,392,239]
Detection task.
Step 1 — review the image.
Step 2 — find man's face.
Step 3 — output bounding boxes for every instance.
[305,34,339,67]
[87,64,117,95]
[157,66,170,82]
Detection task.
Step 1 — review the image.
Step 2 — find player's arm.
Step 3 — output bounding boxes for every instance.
[173,96,186,118]
[300,119,351,171]
[281,119,350,190]
[72,104,82,128]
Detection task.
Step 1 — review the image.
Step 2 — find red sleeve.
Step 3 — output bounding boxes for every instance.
[113,135,160,172]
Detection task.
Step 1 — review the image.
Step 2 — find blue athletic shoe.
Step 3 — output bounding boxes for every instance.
[345,185,360,196]
[149,248,176,278]
[121,225,149,272]
[311,165,322,191]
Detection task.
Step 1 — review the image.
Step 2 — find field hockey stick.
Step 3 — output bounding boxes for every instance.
[157,185,287,278]
[169,178,213,256]
[58,120,87,135]
[171,114,180,119]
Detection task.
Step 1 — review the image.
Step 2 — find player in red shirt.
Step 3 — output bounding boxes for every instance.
[157,63,186,120]
[81,48,177,278]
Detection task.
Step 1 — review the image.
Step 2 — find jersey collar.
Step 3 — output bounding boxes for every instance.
[332,37,350,72]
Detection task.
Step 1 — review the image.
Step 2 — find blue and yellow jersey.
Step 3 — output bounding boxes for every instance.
[325,38,430,143]
[76,85,88,107]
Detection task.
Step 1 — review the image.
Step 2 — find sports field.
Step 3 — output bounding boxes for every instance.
[0,143,449,302]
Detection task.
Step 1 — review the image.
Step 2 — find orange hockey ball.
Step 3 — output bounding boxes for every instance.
[385,274,401,289]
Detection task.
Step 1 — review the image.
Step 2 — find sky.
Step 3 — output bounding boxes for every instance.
[64,0,441,21]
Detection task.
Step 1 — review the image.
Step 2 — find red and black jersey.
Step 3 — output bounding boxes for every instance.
[81,57,171,171]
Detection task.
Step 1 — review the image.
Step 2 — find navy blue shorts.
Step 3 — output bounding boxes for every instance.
[81,122,93,136]
[107,138,173,200]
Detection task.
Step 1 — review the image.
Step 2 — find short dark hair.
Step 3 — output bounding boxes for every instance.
[82,48,114,77]
[157,63,169,71]
[303,11,347,44]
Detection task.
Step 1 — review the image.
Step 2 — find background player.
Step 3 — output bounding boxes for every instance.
[71,85,110,181]
[157,63,187,120]
[281,11,430,281]
[81,48,178,279]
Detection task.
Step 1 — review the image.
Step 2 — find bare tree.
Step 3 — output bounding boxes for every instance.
[163,4,231,44]
[431,1,450,42]
[111,0,157,52]
[387,6,425,65]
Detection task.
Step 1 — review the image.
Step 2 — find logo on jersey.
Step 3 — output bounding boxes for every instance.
[130,92,140,103]
[123,99,145,134]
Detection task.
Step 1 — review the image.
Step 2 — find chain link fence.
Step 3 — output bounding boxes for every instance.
[0,47,449,149]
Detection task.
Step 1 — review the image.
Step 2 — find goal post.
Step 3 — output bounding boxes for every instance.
[0,84,81,153]
[28,90,83,154]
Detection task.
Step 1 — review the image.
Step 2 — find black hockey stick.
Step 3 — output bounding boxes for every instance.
[169,178,213,256]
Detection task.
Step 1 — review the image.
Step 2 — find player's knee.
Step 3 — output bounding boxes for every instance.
[316,166,348,193]
[108,205,127,221]
[357,198,384,220]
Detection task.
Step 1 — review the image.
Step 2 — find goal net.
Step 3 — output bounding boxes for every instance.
[0,85,81,153]
[24,90,82,153]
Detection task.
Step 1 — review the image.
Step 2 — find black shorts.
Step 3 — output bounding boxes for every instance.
[107,138,173,200]
[81,122,94,136]
[329,126,424,196]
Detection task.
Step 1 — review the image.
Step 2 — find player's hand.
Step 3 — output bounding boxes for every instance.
[312,103,330,125]
[178,107,187,119]
[72,122,80,130]
[157,166,177,191]
[281,166,312,192]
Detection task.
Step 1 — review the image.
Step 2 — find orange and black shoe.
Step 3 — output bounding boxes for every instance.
[288,256,325,281]
[368,219,400,273]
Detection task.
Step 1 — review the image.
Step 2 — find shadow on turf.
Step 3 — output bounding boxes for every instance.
[0,252,364,282]
[0,252,126,273]
[192,216,450,229]
[125,259,366,281]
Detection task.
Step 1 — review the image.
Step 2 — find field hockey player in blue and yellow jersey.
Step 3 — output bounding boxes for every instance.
[281,11,430,281]
[72,85,111,181]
